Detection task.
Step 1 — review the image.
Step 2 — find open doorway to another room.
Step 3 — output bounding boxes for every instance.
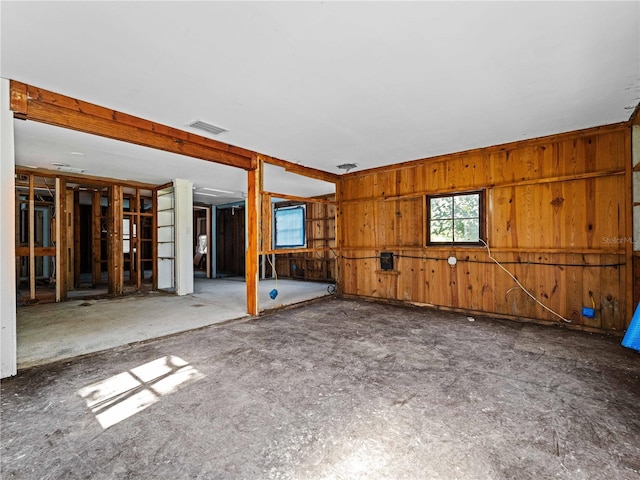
[216,203,245,278]
[193,205,212,279]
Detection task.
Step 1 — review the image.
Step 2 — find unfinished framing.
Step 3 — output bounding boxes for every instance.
[15,168,158,303]
[7,80,638,336]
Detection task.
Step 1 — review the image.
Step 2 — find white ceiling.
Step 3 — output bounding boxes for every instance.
[2,1,639,204]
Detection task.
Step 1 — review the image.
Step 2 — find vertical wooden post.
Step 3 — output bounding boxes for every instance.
[28,174,35,300]
[56,177,68,301]
[152,188,158,290]
[335,178,342,294]
[92,190,102,286]
[246,155,261,316]
[206,206,212,279]
[65,188,74,292]
[73,190,81,288]
[108,184,123,295]
[135,188,142,289]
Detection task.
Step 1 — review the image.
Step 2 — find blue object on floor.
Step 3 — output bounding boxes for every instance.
[269,288,278,300]
[622,302,640,352]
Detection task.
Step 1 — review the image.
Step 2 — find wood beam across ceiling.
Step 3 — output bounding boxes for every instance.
[263,155,339,183]
[9,80,255,170]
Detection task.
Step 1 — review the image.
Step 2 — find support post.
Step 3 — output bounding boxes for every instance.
[108,184,123,295]
[1,78,17,378]
[174,178,194,295]
[246,157,261,316]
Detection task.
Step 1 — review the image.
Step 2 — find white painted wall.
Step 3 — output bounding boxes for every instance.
[1,78,17,378]
[174,179,194,295]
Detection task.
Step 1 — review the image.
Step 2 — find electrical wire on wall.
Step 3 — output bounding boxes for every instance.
[479,239,571,323]
[338,240,610,323]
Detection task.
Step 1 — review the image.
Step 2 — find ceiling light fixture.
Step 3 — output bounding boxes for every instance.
[57,166,85,174]
[188,120,228,136]
[51,162,70,167]
[203,187,234,194]
[337,163,357,173]
[69,151,85,156]
[195,192,218,197]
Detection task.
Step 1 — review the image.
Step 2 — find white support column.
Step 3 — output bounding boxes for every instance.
[174,178,194,295]
[1,78,17,378]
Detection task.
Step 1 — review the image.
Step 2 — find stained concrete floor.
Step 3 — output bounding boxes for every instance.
[2,298,640,480]
[16,277,332,369]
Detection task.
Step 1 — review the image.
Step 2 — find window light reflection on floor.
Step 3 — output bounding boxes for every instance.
[77,355,205,429]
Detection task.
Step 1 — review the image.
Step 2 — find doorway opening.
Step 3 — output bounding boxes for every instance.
[193,205,212,279]
[216,203,245,278]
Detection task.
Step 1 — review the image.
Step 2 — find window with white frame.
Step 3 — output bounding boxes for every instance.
[274,204,306,248]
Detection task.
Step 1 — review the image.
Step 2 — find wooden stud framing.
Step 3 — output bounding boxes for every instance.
[9,83,345,306]
[56,177,68,301]
[92,191,102,286]
[55,178,62,302]
[16,166,159,191]
[28,175,35,300]
[108,185,124,295]
[65,188,75,292]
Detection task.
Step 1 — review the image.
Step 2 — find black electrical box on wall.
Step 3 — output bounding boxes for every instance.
[380,252,394,271]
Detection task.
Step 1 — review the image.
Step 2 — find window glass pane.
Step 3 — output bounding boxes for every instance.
[454,218,480,242]
[123,218,131,254]
[275,206,305,248]
[430,219,453,243]
[428,191,482,244]
[430,197,453,219]
[453,194,479,219]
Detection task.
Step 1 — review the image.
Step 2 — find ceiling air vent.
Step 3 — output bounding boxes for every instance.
[188,120,228,136]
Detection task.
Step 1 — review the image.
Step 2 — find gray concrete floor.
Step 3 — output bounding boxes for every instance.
[2,298,639,479]
[16,277,332,369]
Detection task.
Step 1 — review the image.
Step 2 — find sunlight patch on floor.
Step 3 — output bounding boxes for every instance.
[77,355,205,429]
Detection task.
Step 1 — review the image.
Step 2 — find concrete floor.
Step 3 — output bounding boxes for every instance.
[2,298,639,479]
[16,277,333,369]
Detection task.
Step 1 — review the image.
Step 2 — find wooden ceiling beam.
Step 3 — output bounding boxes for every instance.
[10,80,254,170]
[263,155,340,183]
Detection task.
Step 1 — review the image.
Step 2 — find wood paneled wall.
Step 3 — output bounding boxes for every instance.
[337,124,632,333]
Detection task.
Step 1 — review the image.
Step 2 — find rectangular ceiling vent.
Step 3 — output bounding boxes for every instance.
[188,120,228,136]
